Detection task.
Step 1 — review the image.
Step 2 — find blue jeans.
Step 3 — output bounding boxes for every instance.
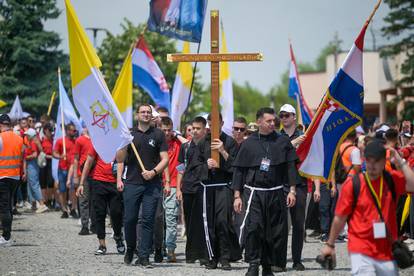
[164,188,179,250]
[58,169,74,193]
[27,160,42,201]
[123,183,161,259]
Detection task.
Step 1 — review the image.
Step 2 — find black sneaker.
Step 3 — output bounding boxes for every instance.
[154,248,163,263]
[309,230,321,238]
[205,260,217,269]
[95,245,107,255]
[61,211,69,219]
[292,262,305,271]
[78,227,90,236]
[124,248,134,265]
[115,237,125,254]
[262,265,274,276]
[70,209,79,219]
[135,258,154,268]
[220,260,231,270]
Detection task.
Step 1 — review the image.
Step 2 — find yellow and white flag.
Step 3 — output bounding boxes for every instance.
[112,47,133,128]
[65,0,132,162]
[171,42,193,131]
[219,23,234,136]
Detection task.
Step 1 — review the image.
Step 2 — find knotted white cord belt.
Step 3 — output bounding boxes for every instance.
[238,184,283,245]
[200,182,230,260]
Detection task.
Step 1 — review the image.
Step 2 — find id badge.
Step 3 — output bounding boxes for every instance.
[373,221,386,239]
[260,158,271,172]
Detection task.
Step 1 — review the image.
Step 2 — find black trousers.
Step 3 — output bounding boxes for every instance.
[183,191,208,261]
[206,185,242,262]
[0,178,18,240]
[289,185,307,264]
[243,188,288,267]
[92,180,123,240]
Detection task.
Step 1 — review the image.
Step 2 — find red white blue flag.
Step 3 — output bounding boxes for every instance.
[288,43,314,126]
[132,37,170,111]
[297,24,367,181]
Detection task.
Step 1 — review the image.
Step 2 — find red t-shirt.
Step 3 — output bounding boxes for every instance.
[53,137,75,171]
[88,147,115,183]
[74,135,93,176]
[335,170,406,261]
[41,136,53,155]
[163,138,181,188]
[24,139,39,160]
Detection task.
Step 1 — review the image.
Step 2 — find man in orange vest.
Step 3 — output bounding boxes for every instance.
[0,114,24,246]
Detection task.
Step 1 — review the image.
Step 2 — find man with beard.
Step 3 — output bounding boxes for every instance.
[233,107,300,276]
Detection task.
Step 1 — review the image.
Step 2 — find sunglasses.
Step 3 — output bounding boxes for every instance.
[279,113,292,119]
[233,127,246,132]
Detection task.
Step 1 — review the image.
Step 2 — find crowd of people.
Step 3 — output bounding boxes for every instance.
[1,102,414,275]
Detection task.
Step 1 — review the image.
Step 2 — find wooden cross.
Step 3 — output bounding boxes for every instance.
[167,10,263,167]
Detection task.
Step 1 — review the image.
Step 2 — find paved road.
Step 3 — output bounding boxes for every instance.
[1,211,414,275]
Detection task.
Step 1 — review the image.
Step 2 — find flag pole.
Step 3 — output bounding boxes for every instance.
[47,91,56,116]
[303,0,381,137]
[130,142,145,171]
[58,68,67,160]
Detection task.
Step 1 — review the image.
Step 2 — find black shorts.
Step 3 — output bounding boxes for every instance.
[39,159,54,189]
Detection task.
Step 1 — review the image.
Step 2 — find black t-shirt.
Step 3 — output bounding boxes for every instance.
[124,126,168,185]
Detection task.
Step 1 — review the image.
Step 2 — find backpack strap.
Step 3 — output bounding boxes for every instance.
[382,170,397,202]
[351,173,361,211]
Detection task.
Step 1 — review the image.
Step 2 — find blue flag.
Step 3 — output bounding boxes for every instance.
[147,0,207,43]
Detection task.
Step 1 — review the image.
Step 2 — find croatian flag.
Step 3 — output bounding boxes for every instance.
[288,43,314,126]
[132,37,170,111]
[297,24,367,182]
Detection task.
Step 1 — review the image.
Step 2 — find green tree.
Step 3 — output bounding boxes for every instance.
[381,0,414,120]
[0,0,66,116]
[97,19,180,107]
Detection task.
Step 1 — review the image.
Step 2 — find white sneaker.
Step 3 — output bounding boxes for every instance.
[35,205,49,214]
[16,201,24,208]
[23,201,32,209]
[0,236,13,247]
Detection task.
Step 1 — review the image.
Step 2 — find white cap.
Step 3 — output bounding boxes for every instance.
[24,128,37,138]
[376,125,390,133]
[356,126,364,134]
[279,104,296,114]
[35,122,42,129]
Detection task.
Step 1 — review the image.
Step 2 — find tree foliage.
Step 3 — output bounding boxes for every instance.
[381,0,414,120]
[0,0,66,116]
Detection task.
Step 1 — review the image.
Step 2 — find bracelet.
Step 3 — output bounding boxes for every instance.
[234,196,241,199]
[153,168,158,175]
[326,242,335,249]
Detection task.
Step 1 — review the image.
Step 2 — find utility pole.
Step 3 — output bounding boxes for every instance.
[86,27,109,48]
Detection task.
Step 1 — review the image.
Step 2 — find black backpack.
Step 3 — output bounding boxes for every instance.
[334,144,354,183]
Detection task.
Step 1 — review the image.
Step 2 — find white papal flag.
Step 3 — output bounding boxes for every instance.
[65,0,132,162]
[219,23,234,136]
[171,42,193,131]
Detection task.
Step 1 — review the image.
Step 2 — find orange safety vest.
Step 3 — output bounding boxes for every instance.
[0,130,24,178]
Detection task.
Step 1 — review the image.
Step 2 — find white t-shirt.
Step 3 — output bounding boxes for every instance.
[350,147,362,165]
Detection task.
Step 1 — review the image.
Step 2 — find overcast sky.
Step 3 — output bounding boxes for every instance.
[45,0,391,94]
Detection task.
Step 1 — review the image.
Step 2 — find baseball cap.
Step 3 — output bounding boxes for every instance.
[0,114,11,125]
[24,128,37,138]
[279,104,296,115]
[364,140,386,160]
